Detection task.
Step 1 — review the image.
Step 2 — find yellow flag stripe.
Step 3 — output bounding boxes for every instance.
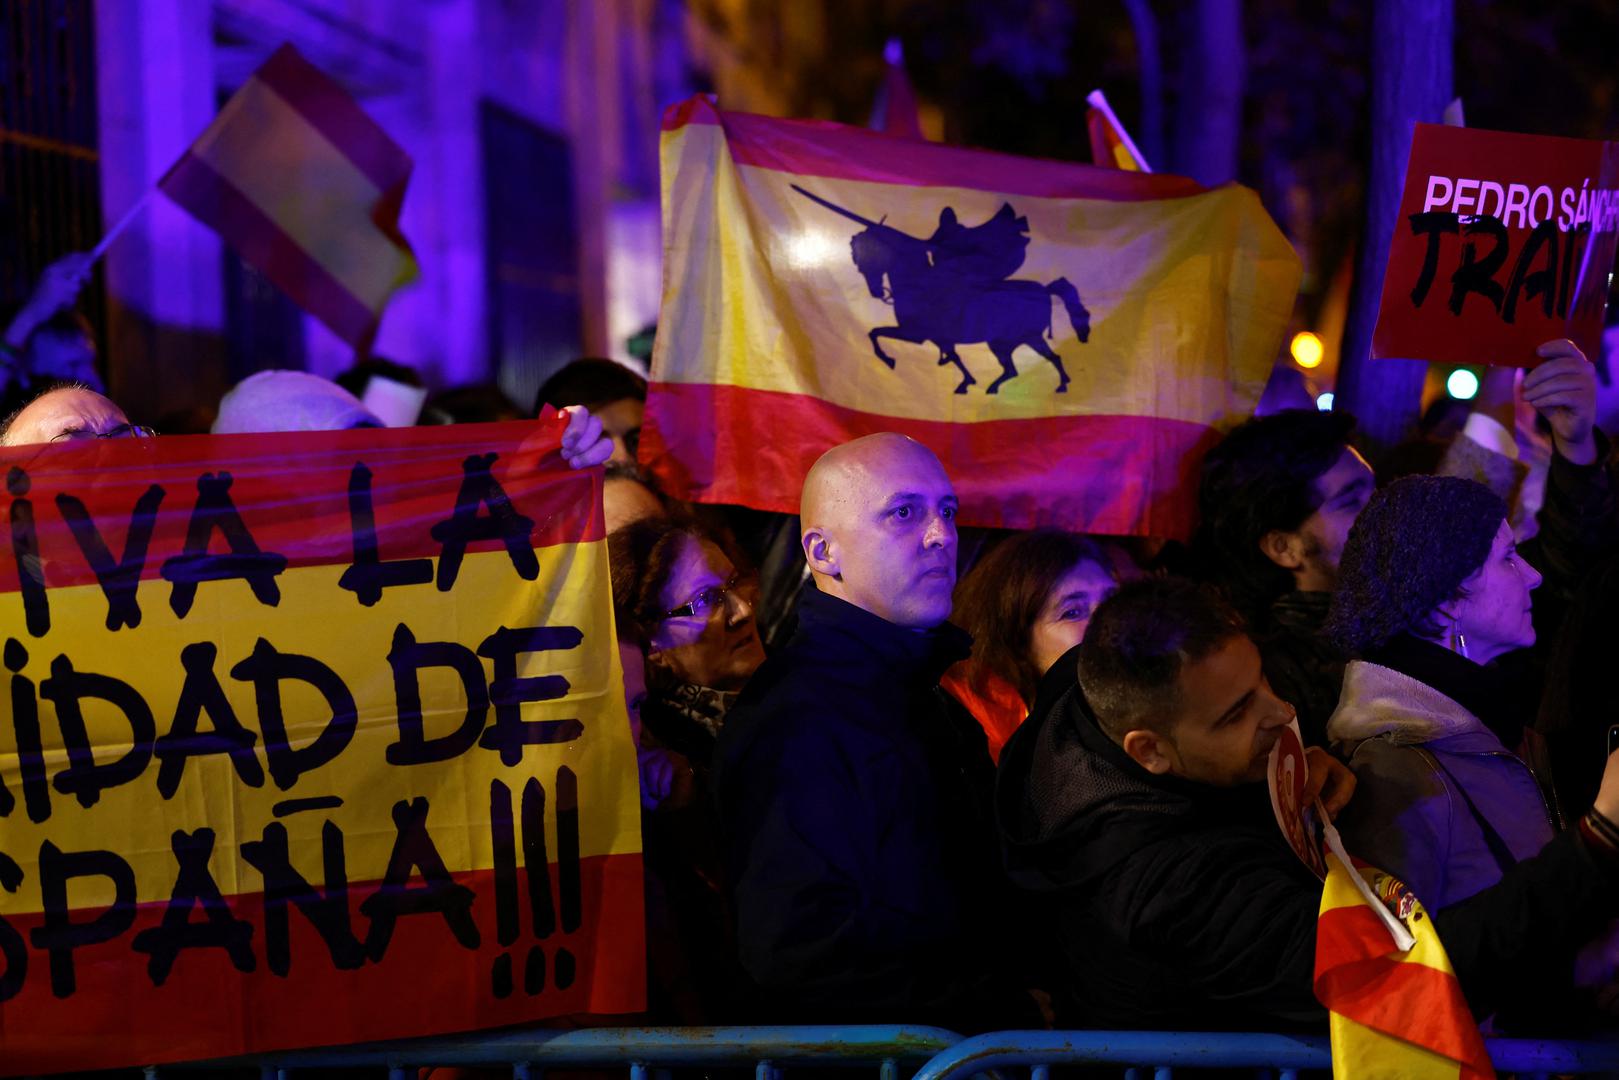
[657,121,1299,427]
[0,542,638,911]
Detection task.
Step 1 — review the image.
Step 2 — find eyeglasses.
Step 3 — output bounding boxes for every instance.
[51,423,156,442]
[659,573,753,622]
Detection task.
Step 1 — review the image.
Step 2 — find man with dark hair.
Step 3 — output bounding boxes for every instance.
[716,432,1037,1030]
[1193,408,1372,742]
[534,357,647,463]
[1198,340,1614,745]
[998,577,1619,1031]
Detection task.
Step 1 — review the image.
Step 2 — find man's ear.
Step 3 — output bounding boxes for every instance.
[802,526,840,578]
[1121,728,1175,775]
[1259,529,1307,572]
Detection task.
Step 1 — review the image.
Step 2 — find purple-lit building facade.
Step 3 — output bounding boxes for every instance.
[19,0,707,423]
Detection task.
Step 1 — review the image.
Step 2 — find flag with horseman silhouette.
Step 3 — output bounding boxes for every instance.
[643,96,1301,537]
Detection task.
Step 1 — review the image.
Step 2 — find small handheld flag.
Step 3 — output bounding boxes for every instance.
[158,43,418,348]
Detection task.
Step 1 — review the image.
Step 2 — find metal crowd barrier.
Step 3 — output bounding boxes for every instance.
[909,1029,1619,1080]
[142,1025,1619,1079]
[158,1024,965,1080]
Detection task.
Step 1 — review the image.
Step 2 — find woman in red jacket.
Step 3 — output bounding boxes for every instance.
[944,530,1123,760]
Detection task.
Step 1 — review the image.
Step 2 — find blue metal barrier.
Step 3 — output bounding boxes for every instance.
[140,1025,1619,1079]
[160,1024,965,1080]
[908,1029,1619,1080]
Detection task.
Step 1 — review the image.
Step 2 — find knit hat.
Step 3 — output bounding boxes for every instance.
[212,370,382,434]
[1326,475,1507,656]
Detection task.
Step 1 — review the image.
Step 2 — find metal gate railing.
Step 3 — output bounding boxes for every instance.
[908,1029,1619,1080]
[158,1024,966,1080]
[126,1024,1619,1079]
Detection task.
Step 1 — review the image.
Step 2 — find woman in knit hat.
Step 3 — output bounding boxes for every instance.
[1324,474,1557,916]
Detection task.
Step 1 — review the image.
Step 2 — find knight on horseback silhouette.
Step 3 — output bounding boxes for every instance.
[926,204,1030,285]
[792,185,1089,395]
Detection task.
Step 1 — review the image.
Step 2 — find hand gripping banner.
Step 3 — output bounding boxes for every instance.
[643,96,1301,538]
[0,420,643,1074]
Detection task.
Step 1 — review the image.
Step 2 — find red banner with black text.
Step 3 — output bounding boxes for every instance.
[0,420,642,1074]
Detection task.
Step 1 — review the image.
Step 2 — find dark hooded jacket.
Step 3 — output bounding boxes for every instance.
[714,584,1034,1031]
[999,644,1619,1030]
[1257,590,1345,747]
[998,660,1325,1030]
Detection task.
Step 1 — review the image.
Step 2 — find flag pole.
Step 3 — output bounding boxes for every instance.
[1086,89,1153,173]
[90,189,153,262]
[1317,799,1416,952]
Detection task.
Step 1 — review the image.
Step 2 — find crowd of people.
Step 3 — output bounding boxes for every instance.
[11,245,1619,1040]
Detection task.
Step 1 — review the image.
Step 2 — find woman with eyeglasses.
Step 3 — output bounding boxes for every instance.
[610,515,761,1022]
[609,516,768,801]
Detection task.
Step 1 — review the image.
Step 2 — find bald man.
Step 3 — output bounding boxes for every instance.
[0,384,137,445]
[714,433,1037,1030]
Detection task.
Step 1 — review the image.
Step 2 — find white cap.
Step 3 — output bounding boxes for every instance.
[212,370,383,434]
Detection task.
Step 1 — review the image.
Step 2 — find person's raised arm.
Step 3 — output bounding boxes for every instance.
[4,252,91,351]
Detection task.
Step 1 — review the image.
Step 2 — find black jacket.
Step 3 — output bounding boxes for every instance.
[999,663,1326,1030]
[1257,590,1344,747]
[998,647,1619,1029]
[714,584,1033,1030]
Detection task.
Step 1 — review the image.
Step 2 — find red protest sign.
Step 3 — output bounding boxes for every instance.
[1372,123,1619,368]
[0,423,643,1074]
[1266,720,1325,880]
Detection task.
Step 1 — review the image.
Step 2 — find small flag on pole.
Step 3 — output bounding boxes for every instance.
[869,38,925,140]
[1086,89,1151,172]
[159,44,418,348]
[1314,827,1495,1080]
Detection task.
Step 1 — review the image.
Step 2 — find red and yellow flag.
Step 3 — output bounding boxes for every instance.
[643,96,1299,537]
[159,43,418,348]
[1315,850,1495,1079]
[0,422,642,1074]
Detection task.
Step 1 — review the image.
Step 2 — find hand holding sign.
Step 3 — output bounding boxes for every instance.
[1524,338,1598,465]
[558,405,613,470]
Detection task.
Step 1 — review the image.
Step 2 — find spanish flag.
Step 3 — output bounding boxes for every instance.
[643,96,1298,537]
[1315,849,1495,1079]
[0,421,642,1074]
[159,44,418,349]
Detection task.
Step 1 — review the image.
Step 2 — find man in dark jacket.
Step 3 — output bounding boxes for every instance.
[715,433,1035,1031]
[1000,577,1619,1030]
